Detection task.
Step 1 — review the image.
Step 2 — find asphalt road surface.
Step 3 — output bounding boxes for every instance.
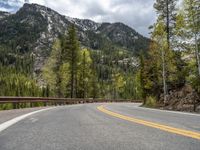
[0,103,200,150]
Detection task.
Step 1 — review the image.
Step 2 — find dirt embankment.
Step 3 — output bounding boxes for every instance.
[160,85,200,113]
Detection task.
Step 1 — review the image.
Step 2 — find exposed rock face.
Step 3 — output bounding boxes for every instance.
[0,3,150,74]
[161,85,200,112]
[97,22,149,53]
[0,11,10,20]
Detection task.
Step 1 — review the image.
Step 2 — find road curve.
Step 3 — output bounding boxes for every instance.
[0,103,200,150]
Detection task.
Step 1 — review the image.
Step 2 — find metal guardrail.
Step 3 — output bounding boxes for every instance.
[0,97,142,109]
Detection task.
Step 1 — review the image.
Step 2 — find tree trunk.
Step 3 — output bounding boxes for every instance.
[166,0,170,49]
[162,48,167,104]
[83,52,86,99]
[71,53,75,98]
[194,33,200,77]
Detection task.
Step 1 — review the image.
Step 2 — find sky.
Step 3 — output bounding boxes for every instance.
[0,0,157,37]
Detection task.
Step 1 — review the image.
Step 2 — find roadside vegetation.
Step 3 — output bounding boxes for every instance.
[0,0,199,112]
[140,0,200,111]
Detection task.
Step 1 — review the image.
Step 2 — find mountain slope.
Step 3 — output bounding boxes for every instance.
[0,3,150,73]
[0,11,10,20]
[97,22,149,51]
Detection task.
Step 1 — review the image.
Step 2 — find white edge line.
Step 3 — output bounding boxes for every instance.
[0,107,55,133]
[136,105,200,117]
[112,103,200,117]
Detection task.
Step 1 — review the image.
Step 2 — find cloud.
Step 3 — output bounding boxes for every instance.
[0,0,24,12]
[0,0,156,37]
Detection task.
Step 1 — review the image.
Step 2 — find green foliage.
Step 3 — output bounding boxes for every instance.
[154,0,178,47]
[172,51,187,88]
[144,96,157,108]
[142,20,186,104]
[0,18,148,105]
[43,26,100,99]
[142,0,200,108]
[0,6,152,102]
[0,41,44,98]
[173,0,200,94]
[122,71,143,100]
[63,25,80,98]
[110,71,125,99]
[186,58,200,93]
[42,26,143,100]
[77,49,93,98]
[0,65,43,97]
[43,39,65,97]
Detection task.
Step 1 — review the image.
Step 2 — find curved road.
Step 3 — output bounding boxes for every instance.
[0,103,200,150]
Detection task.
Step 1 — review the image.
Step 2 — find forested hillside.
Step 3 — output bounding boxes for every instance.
[0,3,147,101]
[0,0,199,112]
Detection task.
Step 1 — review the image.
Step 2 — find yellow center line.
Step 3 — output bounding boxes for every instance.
[97,105,200,140]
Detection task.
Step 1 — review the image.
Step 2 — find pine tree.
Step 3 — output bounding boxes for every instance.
[154,0,178,48]
[78,49,92,98]
[111,71,125,99]
[64,24,80,98]
[91,71,99,99]
[42,39,63,97]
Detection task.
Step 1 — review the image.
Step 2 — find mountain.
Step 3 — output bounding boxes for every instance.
[0,3,150,73]
[0,11,10,20]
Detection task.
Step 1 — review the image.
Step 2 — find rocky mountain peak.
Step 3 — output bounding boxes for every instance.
[0,3,150,73]
[0,11,11,20]
[20,3,52,13]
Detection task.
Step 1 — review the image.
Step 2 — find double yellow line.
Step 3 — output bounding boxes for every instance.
[97,105,200,140]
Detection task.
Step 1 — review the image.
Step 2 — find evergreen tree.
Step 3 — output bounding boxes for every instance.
[64,24,80,98]
[111,70,125,99]
[43,39,64,97]
[154,0,178,48]
[77,49,93,98]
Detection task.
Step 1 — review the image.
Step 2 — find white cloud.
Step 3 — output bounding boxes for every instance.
[30,0,45,5]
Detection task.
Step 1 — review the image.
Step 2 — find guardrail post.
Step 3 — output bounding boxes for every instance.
[30,102,33,108]
[13,103,17,109]
[44,101,47,107]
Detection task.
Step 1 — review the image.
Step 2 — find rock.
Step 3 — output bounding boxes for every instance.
[177,91,184,98]
[182,104,194,112]
[160,85,200,113]
[196,105,200,113]
[183,85,193,93]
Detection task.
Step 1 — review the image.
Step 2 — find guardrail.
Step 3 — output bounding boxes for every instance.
[0,97,142,109]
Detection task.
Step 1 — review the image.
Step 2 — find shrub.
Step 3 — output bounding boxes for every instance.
[144,96,157,107]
